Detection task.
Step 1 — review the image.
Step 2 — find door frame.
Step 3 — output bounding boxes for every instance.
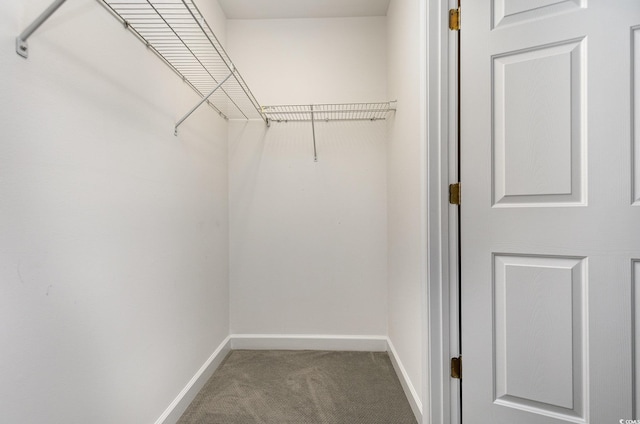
[425,0,460,423]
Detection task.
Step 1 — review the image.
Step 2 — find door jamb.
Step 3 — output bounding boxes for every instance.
[425,0,460,423]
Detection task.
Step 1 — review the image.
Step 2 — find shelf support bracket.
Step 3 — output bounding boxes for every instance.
[175,68,234,136]
[310,105,318,162]
[16,0,68,58]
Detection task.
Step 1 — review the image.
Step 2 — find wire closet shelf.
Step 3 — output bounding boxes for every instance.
[261,102,396,162]
[17,0,396,136]
[99,0,266,123]
[261,102,397,123]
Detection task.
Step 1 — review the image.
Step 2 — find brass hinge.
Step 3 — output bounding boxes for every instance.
[451,356,462,379]
[449,182,461,205]
[449,8,461,31]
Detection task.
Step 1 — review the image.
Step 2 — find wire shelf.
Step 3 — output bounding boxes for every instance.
[99,0,266,122]
[18,1,397,134]
[261,102,397,123]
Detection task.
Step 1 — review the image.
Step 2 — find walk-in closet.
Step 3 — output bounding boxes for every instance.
[1,0,426,422]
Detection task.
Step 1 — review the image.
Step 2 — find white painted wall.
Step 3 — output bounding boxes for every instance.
[227,17,388,336]
[0,1,229,423]
[229,121,388,335]
[387,0,427,411]
[226,17,388,105]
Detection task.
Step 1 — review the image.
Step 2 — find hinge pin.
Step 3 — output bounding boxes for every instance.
[449,182,461,205]
[451,356,462,379]
[449,8,461,31]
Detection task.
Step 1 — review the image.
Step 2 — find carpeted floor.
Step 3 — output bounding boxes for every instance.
[177,350,418,424]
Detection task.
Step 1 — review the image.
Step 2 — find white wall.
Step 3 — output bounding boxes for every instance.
[226,17,387,104]
[227,17,388,336]
[387,0,427,411]
[0,1,229,423]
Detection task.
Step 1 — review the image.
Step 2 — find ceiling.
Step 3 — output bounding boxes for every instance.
[216,0,391,20]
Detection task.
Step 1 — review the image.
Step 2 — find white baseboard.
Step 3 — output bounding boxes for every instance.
[229,334,388,352]
[155,336,231,424]
[230,334,422,422]
[387,338,423,424]
[156,334,422,424]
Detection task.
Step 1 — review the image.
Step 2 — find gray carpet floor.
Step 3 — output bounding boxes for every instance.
[177,350,418,424]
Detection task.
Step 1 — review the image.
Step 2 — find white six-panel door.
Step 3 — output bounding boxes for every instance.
[461,1,640,423]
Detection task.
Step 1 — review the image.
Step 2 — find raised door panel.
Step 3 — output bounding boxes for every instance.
[493,0,586,29]
[493,40,585,207]
[494,255,586,421]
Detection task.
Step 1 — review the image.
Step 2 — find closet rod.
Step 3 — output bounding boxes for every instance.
[175,67,234,136]
[16,0,67,58]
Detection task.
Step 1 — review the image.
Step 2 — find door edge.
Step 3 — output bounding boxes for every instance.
[425,0,461,423]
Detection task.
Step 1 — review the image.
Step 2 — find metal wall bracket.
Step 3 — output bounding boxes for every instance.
[310,105,318,162]
[16,38,29,58]
[175,68,234,136]
[16,0,68,58]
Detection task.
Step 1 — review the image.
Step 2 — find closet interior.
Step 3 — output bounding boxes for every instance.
[3,0,424,422]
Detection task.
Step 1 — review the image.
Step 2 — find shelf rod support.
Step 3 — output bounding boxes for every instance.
[16,0,68,58]
[311,105,318,162]
[175,68,234,136]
